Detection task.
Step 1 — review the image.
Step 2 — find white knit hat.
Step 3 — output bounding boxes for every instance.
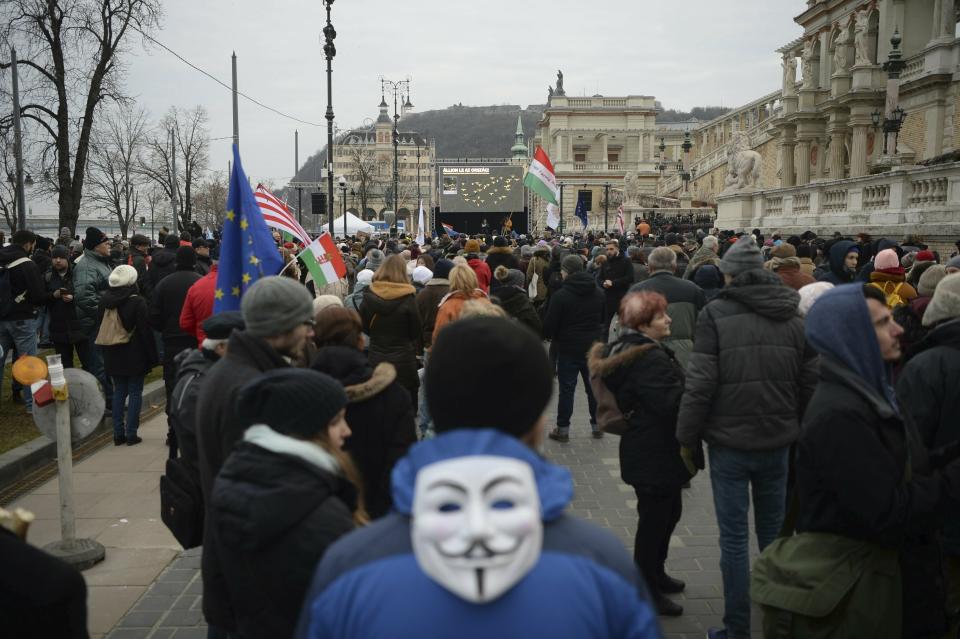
[798,281,834,317]
[108,264,138,288]
[923,272,960,327]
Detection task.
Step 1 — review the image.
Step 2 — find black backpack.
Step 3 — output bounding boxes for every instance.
[0,257,31,318]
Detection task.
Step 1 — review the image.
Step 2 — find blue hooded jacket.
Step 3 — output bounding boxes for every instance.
[816,240,859,285]
[295,429,661,639]
[804,283,899,411]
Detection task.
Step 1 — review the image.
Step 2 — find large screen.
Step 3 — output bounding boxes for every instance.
[439,165,524,213]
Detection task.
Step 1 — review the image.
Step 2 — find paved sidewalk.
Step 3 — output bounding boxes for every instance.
[12,389,765,638]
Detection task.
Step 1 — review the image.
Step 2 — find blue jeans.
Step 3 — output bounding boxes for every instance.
[555,352,597,432]
[418,352,433,438]
[708,444,789,639]
[0,318,39,409]
[76,332,113,407]
[111,375,145,438]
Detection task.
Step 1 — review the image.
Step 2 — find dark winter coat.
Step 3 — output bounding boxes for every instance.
[525,248,551,303]
[815,239,859,285]
[542,271,605,357]
[72,249,113,337]
[676,269,817,450]
[128,250,152,298]
[148,247,177,290]
[195,330,290,631]
[97,287,159,378]
[493,285,542,337]
[598,253,634,317]
[195,255,213,276]
[45,266,84,344]
[359,282,422,395]
[311,346,417,519]
[591,332,691,490]
[897,318,960,555]
[0,244,49,320]
[414,279,449,350]
[169,347,218,487]
[629,271,706,369]
[149,268,202,340]
[484,246,519,293]
[210,431,355,639]
[798,354,956,638]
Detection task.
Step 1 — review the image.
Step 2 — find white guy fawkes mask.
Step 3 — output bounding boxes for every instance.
[411,455,543,603]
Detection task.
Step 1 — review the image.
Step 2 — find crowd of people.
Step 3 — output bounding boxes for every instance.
[3,220,960,639]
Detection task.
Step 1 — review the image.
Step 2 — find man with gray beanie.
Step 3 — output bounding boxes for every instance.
[543,253,604,442]
[676,235,817,639]
[194,276,315,637]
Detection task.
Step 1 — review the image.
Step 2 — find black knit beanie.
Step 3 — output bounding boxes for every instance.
[237,369,347,439]
[83,227,108,250]
[176,246,197,270]
[427,317,552,437]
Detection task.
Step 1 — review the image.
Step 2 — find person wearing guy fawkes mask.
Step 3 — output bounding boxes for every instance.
[295,316,661,639]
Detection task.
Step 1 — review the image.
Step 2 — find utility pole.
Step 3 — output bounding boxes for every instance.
[10,46,27,231]
[231,52,239,150]
[294,130,303,226]
[323,1,337,236]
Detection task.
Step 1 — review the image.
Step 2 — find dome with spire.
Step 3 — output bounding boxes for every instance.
[377,93,391,124]
[510,114,528,159]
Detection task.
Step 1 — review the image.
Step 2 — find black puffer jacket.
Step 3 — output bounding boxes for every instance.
[210,434,355,639]
[359,282,422,395]
[485,246,519,293]
[149,268,202,340]
[148,247,177,290]
[493,285,542,337]
[0,244,48,320]
[311,346,417,519]
[542,272,604,357]
[591,331,691,490]
[676,269,817,450]
[45,266,84,344]
[97,287,158,378]
[170,348,218,485]
[598,253,634,312]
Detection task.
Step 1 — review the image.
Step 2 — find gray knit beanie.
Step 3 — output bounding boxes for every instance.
[366,249,385,271]
[241,276,314,337]
[561,254,584,275]
[720,236,764,277]
[923,272,960,327]
[918,265,947,297]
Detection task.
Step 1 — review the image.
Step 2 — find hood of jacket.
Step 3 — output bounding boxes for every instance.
[426,277,450,287]
[493,285,526,303]
[486,246,514,256]
[390,428,573,522]
[100,285,139,330]
[914,317,960,355]
[175,347,217,379]
[0,244,29,265]
[828,240,857,277]
[311,345,397,402]
[368,280,416,300]
[151,248,176,269]
[212,424,352,551]
[533,246,551,258]
[716,269,800,320]
[588,331,658,377]
[805,283,898,411]
[561,271,600,297]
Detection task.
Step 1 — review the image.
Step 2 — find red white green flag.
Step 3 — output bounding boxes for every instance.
[298,232,347,287]
[523,146,558,205]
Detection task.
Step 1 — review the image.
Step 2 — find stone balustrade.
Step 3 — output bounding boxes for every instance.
[716,161,960,241]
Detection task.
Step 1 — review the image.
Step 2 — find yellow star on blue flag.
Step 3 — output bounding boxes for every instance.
[214,145,284,312]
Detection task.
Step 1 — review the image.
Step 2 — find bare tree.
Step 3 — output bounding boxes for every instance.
[345,145,387,219]
[192,170,228,230]
[0,130,19,233]
[85,105,149,238]
[0,0,163,234]
[141,105,209,231]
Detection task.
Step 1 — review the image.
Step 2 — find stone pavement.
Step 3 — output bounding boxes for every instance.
[14,387,767,638]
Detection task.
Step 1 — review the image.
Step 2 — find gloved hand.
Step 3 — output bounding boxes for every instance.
[680,444,704,477]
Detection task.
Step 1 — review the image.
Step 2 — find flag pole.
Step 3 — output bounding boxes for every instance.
[232,52,240,150]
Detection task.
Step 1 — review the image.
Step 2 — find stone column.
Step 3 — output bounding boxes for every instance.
[850,125,869,177]
[781,132,797,188]
[829,131,847,179]
[797,140,811,185]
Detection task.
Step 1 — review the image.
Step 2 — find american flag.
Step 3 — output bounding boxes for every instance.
[616,204,625,235]
[254,185,311,246]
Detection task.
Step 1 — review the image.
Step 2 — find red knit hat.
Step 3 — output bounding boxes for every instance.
[915,250,935,262]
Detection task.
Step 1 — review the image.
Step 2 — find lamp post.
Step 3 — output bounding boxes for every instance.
[558,182,565,235]
[338,175,347,238]
[381,78,410,237]
[322,0,337,236]
[880,29,907,156]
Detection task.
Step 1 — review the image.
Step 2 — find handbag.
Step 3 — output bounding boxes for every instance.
[159,457,204,549]
[527,271,539,300]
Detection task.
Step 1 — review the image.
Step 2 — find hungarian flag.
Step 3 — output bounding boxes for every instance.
[298,232,347,287]
[523,146,558,205]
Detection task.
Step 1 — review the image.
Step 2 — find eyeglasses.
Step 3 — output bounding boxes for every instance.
[302,319,316,327]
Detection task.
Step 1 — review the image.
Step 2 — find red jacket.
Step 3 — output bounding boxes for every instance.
[179,264,217,345]
[467,258,492,294]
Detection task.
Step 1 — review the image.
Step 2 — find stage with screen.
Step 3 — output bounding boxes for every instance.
[437,165,526,235]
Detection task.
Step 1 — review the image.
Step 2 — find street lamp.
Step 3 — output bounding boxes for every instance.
[382,77,411,237]
[322,0,337,236]
[880,29,907,156]
[338,175,347,238]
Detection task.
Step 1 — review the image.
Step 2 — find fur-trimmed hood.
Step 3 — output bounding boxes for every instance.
[345,362,397,402]
[311,345,398,403]
[587,339,656,377]
[486,245,514,256]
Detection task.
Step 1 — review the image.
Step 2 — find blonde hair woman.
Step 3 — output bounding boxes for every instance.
[431,264,491,343]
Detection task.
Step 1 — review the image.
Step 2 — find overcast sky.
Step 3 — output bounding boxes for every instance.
[122,0,803,186]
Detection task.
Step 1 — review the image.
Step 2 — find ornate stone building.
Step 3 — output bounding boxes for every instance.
[331,96,436,222]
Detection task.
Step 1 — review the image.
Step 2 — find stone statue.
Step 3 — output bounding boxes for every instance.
[854,10,872,65]
[623,171,639,206]
[782,55,797,96]
[548,86,554,98]
[832,27,850,74]
[555,70,565,96]
[801,39,816,89]
[723,132,763,192]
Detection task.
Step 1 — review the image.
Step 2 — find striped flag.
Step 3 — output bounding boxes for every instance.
[255,185,311,246]
[523,146,558,205]
[298,232,347,287]
[441,222,459,238]
[616,204,625,235]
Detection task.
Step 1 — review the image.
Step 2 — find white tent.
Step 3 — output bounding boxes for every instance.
[330,211,375,237]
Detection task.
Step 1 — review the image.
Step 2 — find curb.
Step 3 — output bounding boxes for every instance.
[0,380,166,492]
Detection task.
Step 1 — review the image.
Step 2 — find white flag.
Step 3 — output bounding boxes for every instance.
[415,199,425,246]
[546,203,560,230]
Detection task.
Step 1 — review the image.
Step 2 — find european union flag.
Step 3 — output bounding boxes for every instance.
[213,145,285,312]
[575,198,589,230]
